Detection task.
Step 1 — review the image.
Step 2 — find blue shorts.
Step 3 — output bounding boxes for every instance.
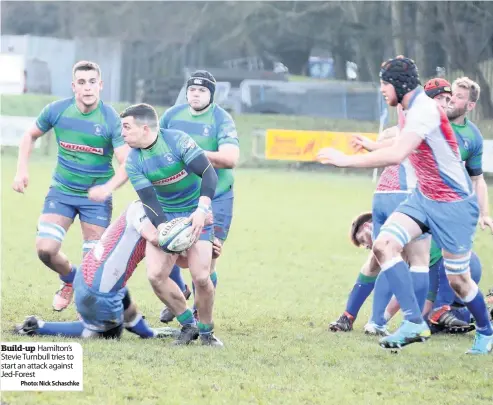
[165,211,214,243]
[395,189,479,255]
[74,270,126,332]
[42,187,112,228]
[212,188,234,242]
[372,192,410,240]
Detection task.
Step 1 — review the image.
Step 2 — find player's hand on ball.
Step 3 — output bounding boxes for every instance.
[212,238,222,259]
[88,184,112,202]
[188,208,207,240]
[316,148,351,167]
[479,215,493,234]
[12,171,29,193]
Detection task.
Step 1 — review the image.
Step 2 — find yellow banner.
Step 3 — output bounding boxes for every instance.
[265,129,379,161]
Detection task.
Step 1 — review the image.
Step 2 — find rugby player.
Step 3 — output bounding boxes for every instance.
[158,70,239,323]
[328,110,429,336]
[12,61,130,312]
[122,103,223,347]
[428,76,493,326]
[14,201,196,340]
[318,56,492,354]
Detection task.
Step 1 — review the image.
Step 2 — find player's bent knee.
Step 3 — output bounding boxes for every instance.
[35,240,60,266]
[372,237,401,263]
[193,274,212,289]
[37,249,53,267]
[147,271,166,288]
[447,275,471,298]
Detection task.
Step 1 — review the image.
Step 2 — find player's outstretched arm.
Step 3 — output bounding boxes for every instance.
[12,125,45,193]
[317,131,421,169]
[351,129,397,153]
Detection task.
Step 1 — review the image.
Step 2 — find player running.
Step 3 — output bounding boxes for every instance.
[318,56,492,354]
[328,110,430,335]
[158,70,240,323]
[121,103,223,347]
[14,201,194,340]
[12,61,130,312]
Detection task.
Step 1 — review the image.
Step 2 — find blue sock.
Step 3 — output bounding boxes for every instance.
[170,265,187,293]
[125,314,155,338]
[37,321,84,337]
[469,252,482,285]
[59,265,77,284]
[345,273,377,319]
[463,288,493,336]
[426,259,441,306]
[371,272,393,326]
[381,258,422,324]
[410,266,429,312]
[176,309,196,326]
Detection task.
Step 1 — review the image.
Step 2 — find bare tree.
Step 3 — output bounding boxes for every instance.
[436,2,493,118]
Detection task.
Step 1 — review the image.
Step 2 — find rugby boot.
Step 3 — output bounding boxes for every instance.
[328,312,354,332]
[52,282,74,311]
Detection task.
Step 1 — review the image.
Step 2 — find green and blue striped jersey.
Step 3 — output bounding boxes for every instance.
[36,98,123,196]
[160,103,239,197]
[125,129,204,212]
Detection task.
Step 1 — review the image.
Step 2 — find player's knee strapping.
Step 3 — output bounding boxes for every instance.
[37,221,66,243]
[82,240,99,256]
[379,223,411,248]
[443,254,471,275]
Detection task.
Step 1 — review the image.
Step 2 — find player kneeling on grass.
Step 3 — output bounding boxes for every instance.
[14,201,198,341]
[350,212,487,334]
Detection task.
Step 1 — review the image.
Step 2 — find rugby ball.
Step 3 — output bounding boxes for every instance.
[158,217,196,253]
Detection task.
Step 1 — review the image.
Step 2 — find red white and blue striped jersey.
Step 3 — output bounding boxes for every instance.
[403,89,473,202]
[82,201,148,293]
[375,159,417,193]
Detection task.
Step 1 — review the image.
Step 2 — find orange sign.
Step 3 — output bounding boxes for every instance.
[265,129,379,161]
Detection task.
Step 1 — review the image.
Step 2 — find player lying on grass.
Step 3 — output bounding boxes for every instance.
[318,56,492,354]
[349,212,486,334]
[14,201,207,341]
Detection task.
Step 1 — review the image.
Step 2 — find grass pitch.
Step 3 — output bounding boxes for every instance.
[1,155,492,405]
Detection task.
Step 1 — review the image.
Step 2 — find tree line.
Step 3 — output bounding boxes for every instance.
[2,1,493,117]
